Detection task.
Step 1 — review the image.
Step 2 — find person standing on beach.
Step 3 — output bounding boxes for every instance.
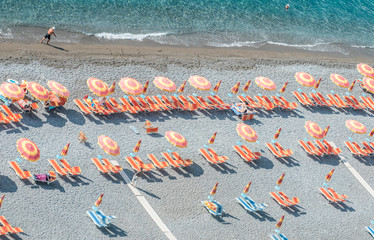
[40,27,56,45]
[285,4,290,11]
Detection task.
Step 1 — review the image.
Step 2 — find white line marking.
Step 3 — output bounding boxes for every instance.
[118,170,177,240]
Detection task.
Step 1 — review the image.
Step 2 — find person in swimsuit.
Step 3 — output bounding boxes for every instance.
[285,4,290,11]
[40,27,56,45]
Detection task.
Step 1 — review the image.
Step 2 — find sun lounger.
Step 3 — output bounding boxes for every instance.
[344,96,364,110]
[206,96,230,110]
[270,233,289,240]
[119,97,138,113]
[201,200,224,216]
[236,196,257,212]
[255,96,273,110]
[83,98,109,115]
[126,96,146,112]
[237,193,267,212]
[147,154,169,169]
[87,210,117,228]
[125,157,142,171]
[278,96,297,110]
[48,159,68,176]
[101,158,122,173]
[9,161,32,180]
[187,95,208,110]
[269,192,291,207]
[333,94,349,108]
[293,91,309,106]
[237,95,256,109]
[145,96,163,111]
[278,191,299,205]
[310,93,326,106]
[350,95,366,109]
[360,96,374,110]
[314,140,328,154]
[233,145,253,162]
[306,141,324,156]
[0,216,23,234]
[161,152,181,168]
[108,98,128,112]
[345,141,363,156]
[149,96,169,110]
[145,126,159,133]
[300,92,315,106]
[59,159,81,175]
[74,99,92,114]
[171,152,193,167]
[160,95,177,109]
[240,145,261,160]
[274,142,293,157]
[271,96,285,108]
[327,188,348,202]
[367,226,374,238]
[208,148,228,162]
[319,187,339,203]
[326,94,343,108]
[179,95,196,110]
[91,158,110,173]
[322,140,341,155]
[214,96,231,108]
[315,93,333,107]
[135,97,153,111]
[266,143,285,158]
[196,96,215,109]
[168,96,188,110]
[362,142,374,154]
[262,96,276,109]
[0,112,11,124]
[352,142,370,156]
[133,156,155,171]
[199,149,218,164]
[244,96,262,109]
[298,140,318,155]
[1,105,22,122]
[103,100,120,113]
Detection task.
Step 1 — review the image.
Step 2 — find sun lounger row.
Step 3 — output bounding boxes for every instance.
[237,95,297,111]
[0,105,23,124]
[233,145,261,162]
[299,140,341,156]
[266,142,293,158]
[345,141,374,157]
[75,95,231,115]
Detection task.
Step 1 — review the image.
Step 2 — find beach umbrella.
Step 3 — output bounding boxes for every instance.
[177,81,187,93]
[255,77,277,91]
[325,169,335,182]
[133,139,142,153]
[363,77,374,94]
[143,80,149,93]
[369,128,374,137]
[345,120,367,136]
[295,72,316,87]
[330,74,349,88]
[27,82,50,101]
[243,181,252,193]
[17,138,40,162]
[304,121,325,139]
[273,128,282,140]
[276,173,285,186]
[97,135,120,156]
[47,81,70,98]
[0,82,25,100]
[0,195,4,209]
[314,78,322,89]
[60,143,70,156]
[213,80,222,92]
[275,215,285,229]
[109,81,116,94]
[95,193,104,207]
[243,80,251,92]
[348,80,356,91]
[188,75,211,91]
[231,82,240,94]
[210,182,218,195]
[279,82,288,93]
[119,77,143,95]
[357,63,374,78]
[236,123,258,142]
[165,131,188,148]
[323,126,330,138]
[153,76,176,92]
[87,77,110,97]
[208,131,217,144]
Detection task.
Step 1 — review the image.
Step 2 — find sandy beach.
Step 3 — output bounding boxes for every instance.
[0,38,374,239]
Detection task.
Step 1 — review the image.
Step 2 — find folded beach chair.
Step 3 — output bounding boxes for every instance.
[269,192,291,207]
[48,159,68,176]
[171,152,193,167]
[91,158,110,173]
[59,159,81,176]
[236,193,267,212]
[119,97,138,113]
[161,152,181,168]
[9,161,32,180]
[201,200,225,216]
[147,154,169,169]
[86,210,117,228]
[0,216,23,234]
[146,127,159,133]
[1,105,22,122]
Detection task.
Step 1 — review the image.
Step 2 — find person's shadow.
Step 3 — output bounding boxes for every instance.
[46,44,68,52]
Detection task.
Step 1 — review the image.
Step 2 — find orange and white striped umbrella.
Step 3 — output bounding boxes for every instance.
[330,74,349,88]
[369,128,374,137]
[277,173,285,186]
[325,169,334,181]
[87,78,109,97]
[243,80,251,92]
[119,77,143,95]
[177,81,187,93]
[153,76,176,92]
[143,80,149,93]
[231,82,240,94]
[97,135,120,156]
[0,195,4,209]
[27,82,50,101]
[273,128,282,140]
[133,139,142,153]
[0,82,25,100]
[188,75,211,91]
[314,78,322,89]
[60,143,70,156]
[208,131,217,144]
[17,138,40,162]
[345,120,367,134]
[363,77,374,94]
[348,80,356,91]
[255,77,276,91]
[236,123,258,142]
[357,63,374,78]
[305,121,325,139]
[210,182,218,195]
[279,82,288,93]
[275,215,285,228]
[323,126,330,138]
[243,181,252,193]
[109,81,116,94]
[295,72,316,87]
[95,193,104,207]
[165,131,188,148]
[213,80,222,92]
[47,81,70,98]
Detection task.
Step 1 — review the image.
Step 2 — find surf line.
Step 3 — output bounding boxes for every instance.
[119,170,177,240]
[330,142,374,198]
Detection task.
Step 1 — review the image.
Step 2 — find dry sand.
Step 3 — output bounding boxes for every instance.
[0,39,374,239]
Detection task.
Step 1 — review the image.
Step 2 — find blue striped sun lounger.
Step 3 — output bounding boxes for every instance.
[367,226,374,238]
[236,196,257,212]
[86,210,117,228]
[270,233,288,240]
[241,193,267,211]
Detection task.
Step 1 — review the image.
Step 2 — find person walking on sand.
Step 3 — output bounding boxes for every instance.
[40,27,56,45]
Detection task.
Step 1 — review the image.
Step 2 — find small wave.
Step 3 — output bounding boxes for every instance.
[94,32,168,41]
[0,28,13,39]
[267,41,350,55]
[351,45,374,49]
[207,41,266,48]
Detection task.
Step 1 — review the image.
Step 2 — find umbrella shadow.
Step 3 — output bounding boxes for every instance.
[0,175,18,193]
[98,223,127,237]
[185,162,204,177]
[19,113,43,128]
[42,113,68,127]
[63,108,86,125]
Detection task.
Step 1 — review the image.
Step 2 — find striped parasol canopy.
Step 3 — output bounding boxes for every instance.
[213,80,222,92]
[279,82,288,93]
[295,72,316,87]
[17,138,40,162]
[325,169,335,181]
[345,120,367,134]
[276,173,285,186]
[314,78,322,89]
[363,77,374,94]
[165,131,188,148]
[348,80,356,91]
[236,123,258,142]
[231,82,240,94]
[273,128,282,140]
[119,77,143,95]
[133,139,142,153]
[357,63,374,78]
[97,135,120,156]
[188,75,211,91]
[60,143,70,156]
[0,82,25,100]
[243,181,252,193]
[87,78,110,97]
[109,81,116,94]
[330,74,349,88]
[243,80,251,92]
[47,81,70,98]
[153,76,176,92]
[95,193,104,207]
[177,81,187,93]
[0,194,4,209]
[210,182,218,195]
[370,128,374,137]
[255,77,276,91]
[27,82,50,101]
[143,80,149,93]
[305,121,325,139]
[275,215,285,228]
[208,131,217,144]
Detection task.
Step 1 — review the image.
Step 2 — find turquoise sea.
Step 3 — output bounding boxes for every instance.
[1,0,373,53]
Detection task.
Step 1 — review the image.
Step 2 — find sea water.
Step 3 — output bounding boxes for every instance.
[0,0,373,53]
